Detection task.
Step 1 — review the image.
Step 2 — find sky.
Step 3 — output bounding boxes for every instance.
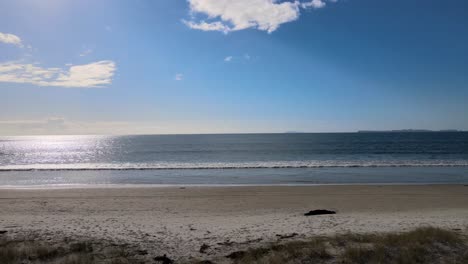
[1,0,468,135]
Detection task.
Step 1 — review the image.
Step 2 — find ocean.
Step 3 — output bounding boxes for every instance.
[1,133,468,187]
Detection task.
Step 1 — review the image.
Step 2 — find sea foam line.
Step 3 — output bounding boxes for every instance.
[1,161,468,171]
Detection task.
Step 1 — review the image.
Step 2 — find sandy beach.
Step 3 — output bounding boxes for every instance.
[1,184,468,262]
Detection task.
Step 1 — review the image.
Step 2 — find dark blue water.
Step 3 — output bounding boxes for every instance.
[0,133,467,186]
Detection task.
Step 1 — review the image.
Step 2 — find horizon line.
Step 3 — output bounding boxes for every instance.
[1,130,466,137]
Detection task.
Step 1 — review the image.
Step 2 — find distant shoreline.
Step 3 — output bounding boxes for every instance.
[357,129,464,133]
[1,131,468,137]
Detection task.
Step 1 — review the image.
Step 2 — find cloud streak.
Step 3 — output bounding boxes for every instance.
[174,73,183,81]
[184,0,338,33]
[0,32,22,46]
[79,48,93,57]
[0,60,116,88]
[0,118,134,135]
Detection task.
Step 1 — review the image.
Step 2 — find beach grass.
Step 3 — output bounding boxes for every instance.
[0,234,139,264]
[216,227,468,264]
[1,227,467,263]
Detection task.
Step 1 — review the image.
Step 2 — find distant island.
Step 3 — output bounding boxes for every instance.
[283,130,465,133]
[357,129,463,133]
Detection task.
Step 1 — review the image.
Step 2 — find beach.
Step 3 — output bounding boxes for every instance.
[2,0,468,262]
[1,184,468,262]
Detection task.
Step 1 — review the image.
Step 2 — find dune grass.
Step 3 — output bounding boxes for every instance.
[222,227,468,264]
[338,227,468,264]
[0,234,140,264]
[1,227,467,263]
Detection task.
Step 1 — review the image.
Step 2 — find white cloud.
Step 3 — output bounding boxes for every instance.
[183,0,338,34]
[0,32,116,88]
[174,73,183,81]
[0,32,22,47]
[301,0,326,9]
[183,20,231,34]
[184,0,338,33]
[0,60,116,88]
[222,54,253,62]
[185,0,301,33]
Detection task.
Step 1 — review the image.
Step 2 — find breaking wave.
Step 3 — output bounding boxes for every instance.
[1,160,468,171]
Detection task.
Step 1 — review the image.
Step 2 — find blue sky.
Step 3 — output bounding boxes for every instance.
[1,0,467,135]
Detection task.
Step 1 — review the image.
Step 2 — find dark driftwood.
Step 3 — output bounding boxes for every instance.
[276,232,298,239]
[304,209,336,216]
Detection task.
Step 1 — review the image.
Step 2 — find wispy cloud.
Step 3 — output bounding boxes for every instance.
[0,60,116,88]
[223,54,254,62]
[174,73,183,81]
[183,20,231,34]
[184,0,338,34]
[0,117,67,134]
[0,32,22,47]
[79,48,93,57]
[0,117,135,135]
[301,0,326,9]
[0,32,116,88]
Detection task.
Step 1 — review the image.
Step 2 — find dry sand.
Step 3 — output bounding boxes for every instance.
[1,184,468,261]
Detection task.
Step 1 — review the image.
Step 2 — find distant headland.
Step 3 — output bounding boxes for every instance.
[357,129,464,133]
[283,129,465,134]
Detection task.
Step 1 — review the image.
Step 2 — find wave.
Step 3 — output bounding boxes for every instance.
[1,160,468,171]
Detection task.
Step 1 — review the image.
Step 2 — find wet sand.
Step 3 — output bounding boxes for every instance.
[1,185,468,261]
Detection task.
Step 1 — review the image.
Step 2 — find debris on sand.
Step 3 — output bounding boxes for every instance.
[136,249,148,255]
[304,209,336,216]
[225,251,246,259]
[199,243,210,253]
[154,254,174,264]
[276,233,298,239]
[217,240,234,246]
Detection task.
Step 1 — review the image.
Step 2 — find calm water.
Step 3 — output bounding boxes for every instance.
[1,133,468,186]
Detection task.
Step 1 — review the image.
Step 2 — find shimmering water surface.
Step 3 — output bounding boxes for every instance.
[1,133,467,186]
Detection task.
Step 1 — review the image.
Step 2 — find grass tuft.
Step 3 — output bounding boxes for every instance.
[1,227,467,264]
[339,227,467,264]
[0,235,143,264]
[218,227,468,264]
[228,238,331,264]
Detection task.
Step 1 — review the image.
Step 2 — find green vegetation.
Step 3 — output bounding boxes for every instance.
[219,227,468,264]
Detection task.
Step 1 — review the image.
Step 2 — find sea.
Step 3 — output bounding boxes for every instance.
[1,133,468,187]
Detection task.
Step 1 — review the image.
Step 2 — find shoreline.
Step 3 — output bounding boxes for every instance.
[3,166,468,187]
[1,184,468,261]
[1,182,468,190]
